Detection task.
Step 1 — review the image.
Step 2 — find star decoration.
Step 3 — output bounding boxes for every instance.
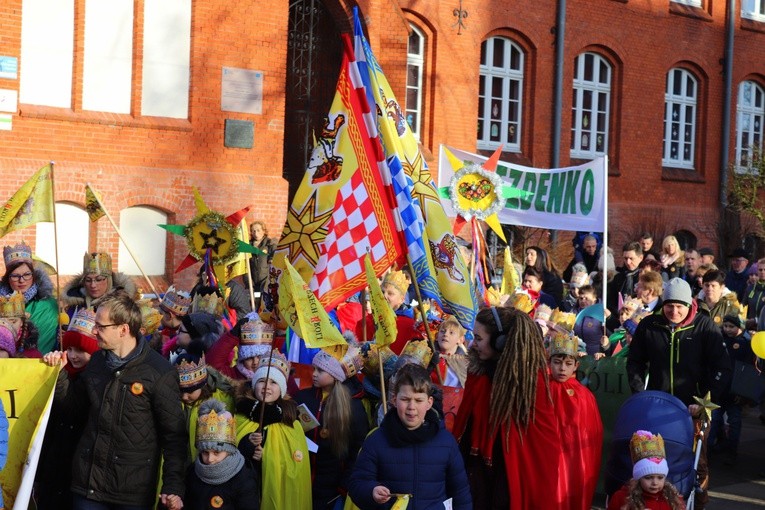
[277,192,332,267]
[693,392,720,424]
[200,227,226,254]
[405,152,441,213]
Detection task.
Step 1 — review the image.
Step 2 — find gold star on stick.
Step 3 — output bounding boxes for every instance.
[693,392,720,423]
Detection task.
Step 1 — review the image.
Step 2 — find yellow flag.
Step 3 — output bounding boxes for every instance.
[0,164,54,238]
[85,184,105,222]
[364,254,397,347]
[501,247,519,295]
[278,259,346,348]
[225,220,250,282]
[0,360,59,509]
[391,494,410,510]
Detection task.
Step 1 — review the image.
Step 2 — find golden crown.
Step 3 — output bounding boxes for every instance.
[550,309,576,332]
[535,304,553,322]
[191,292,224,317]
[324,343,364,379]
[69,308,97,337]
[0,292,26,318]
[3,241,33,267]
[382,270,409,296]
[362,343,396,376]
[630,430,666,464]
[177,354,208,390]
[548,331,578,358]
[509,291,535,314]
[399,339,433,368]
[83,252,112,275]
[196,409,236,446]
[241,317,274,345]
[621,298,643,313]
[160,286,192,317]
[140,302,162,335]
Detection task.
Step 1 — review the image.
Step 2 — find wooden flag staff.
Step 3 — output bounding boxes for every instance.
[406,254,445,385]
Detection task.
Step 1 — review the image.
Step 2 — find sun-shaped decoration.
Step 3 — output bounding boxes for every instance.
[159,188,262,282]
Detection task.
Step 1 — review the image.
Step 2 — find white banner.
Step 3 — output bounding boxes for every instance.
[438,145,607,232]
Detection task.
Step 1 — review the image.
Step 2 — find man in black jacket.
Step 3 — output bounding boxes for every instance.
[627,278,731,510]
[44,291,187,510]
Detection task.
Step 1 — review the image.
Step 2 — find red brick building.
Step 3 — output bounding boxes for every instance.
[0,0,763,287]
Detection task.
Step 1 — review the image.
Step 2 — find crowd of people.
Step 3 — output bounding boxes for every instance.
[0,227,763,510]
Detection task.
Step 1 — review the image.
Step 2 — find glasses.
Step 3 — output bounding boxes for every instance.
[178,328,189,334]
[84,276,108,285]
[93,322,122,332]
[9,272,33,282]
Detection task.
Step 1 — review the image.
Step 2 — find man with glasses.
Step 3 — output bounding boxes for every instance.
[43,291,187,510]
[61,252,138,320]
[724,248,751,301]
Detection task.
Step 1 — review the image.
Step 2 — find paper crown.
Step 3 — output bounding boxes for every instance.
[362,343,397,376]
[0,292,26,318]
[83,252,112,276]
[398,339,433,368]
[535,304,553,322]
[69,308,97,337]
[255,351,290,379]
[623,307,652,336]
[569,270,590,288]
[191,292,224,317]
[160,286,192,317]
[621,298,643,313]
[176,354,208,391]
[550,309,576,332]
[139,302,162,335]
[382,270,409,296]
[241,317,274,345]
[630,430,666,464]
[509,291,535,313]
[196,408,236,446]
[548,330,578,358]
[3,242,33,267]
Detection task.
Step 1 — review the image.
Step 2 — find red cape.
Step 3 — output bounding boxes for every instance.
[453,369,562,510]
[550,377,604,510]
[354,314,421,354]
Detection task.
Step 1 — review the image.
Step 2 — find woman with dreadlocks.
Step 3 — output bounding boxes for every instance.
[452,306,563,509]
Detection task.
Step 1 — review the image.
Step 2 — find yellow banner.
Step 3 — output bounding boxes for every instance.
[364,254,397,347]
[501,246,519,295]
[84,184,105,222]
[0,165,55,238]
[278,260,346,348]
[0,359,59,509]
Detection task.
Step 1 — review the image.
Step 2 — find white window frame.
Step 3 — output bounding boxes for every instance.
[570,52,611,159]
[405,25,425,141]
[742,0,765,22]
[478,37,524,152]
[662,68,698,170]
[735,80,765,172]
[118,206,168,275]
[671,0,702,7]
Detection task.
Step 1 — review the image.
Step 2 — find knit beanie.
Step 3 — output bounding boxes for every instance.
[0,324,16,356]
[662,278,692,307]
[238,316,274,361]
[252,352,290,398]
[722,314,745,330]
[195,399,237,454]
[630,430,669,479]
[312,349,346,382]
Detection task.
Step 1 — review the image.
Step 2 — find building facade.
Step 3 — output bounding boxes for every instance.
[0,0,763,287]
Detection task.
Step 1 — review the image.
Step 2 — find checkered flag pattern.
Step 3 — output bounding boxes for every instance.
[311,170,388,303]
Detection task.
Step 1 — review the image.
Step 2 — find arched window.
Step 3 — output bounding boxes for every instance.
[35,202,89,274]
[406,24,425,140]
[117,206,167,275]
[662,68,698,169]
[735,80,764,170]
[478,37,524,151]
[570,52,611,159]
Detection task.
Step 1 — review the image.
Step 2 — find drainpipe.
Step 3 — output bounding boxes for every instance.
[719,0,735,207]
[550,0,566,244]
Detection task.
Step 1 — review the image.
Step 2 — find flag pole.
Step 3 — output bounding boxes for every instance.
[49,162,63,341]
[240,220,256,312]
[85,182,159,297]
[406,254,444,385]
[602,156,609,336]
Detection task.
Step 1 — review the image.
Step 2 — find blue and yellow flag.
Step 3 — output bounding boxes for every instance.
[364,254,397,347]
[0,164,54,238]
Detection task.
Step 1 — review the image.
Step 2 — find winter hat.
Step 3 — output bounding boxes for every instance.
[630,430,669,479]
[0,324,16,356]
[662,278,692,307]
[312,344,363,383]
[62,308,99,355]
[195,398,237,454]
[722,314,745,330]
[312,349,346,382]
[238,315,273,361]
[181,312,222,349]
[569,263,590,288]
[252,351,290,399]
[175,352,208,393]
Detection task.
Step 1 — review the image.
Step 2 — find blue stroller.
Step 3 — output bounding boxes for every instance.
[604,391,701,508]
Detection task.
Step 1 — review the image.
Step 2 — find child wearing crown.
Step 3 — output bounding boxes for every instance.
[607,430,686,510]
[184,398,260,510]
[234,352,311,510]
[547,331,603,510]
[207,314,274,382]
[0,291,41,358]
[294,345,369,509]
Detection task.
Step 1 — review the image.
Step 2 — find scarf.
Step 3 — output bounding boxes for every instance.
[660,252,680,269]
[0,282,38,303]
[236,361,256,380]
[194,450,245,485]
[452,373,497,465]
[380,408,439,447]
[104,340,145,372]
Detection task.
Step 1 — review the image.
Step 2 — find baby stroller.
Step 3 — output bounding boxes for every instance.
[604,391,701,508]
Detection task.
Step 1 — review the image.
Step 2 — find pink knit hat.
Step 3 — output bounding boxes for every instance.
[0,324,16,356]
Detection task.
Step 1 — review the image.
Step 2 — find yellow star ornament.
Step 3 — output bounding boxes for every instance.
[693,392,720,423]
